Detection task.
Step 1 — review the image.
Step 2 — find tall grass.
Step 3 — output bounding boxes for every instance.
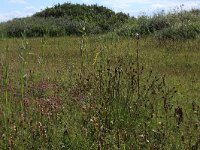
[0,34,199,149]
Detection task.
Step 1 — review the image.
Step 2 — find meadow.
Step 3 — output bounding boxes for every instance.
[0,34,199,149]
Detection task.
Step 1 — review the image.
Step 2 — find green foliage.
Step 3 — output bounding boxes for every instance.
[116,18,138,37]
[117,14,171,36]
[0,23,6,38]
[1,3,129,37]
[0,35,200,149]
[117,8,200,40]
[156,24,200,41]
[1,3,200,40]
[76,61,178,149]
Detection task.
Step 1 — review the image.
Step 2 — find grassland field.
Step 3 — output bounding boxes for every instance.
[1,36,200,101]
[0,35,200,149]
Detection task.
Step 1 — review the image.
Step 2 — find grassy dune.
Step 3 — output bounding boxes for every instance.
[0,35,200,149]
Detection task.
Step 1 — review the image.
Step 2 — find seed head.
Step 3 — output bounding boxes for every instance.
[135,33,140,40]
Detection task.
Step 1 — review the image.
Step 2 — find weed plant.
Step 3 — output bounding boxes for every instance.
[0,34,199,149]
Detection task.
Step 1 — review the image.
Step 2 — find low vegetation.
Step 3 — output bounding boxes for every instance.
[0,3,129,37]
[0,3,200,149]
[0,3,200,40]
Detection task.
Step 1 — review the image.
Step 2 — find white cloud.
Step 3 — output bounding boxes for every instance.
[0,11,24,22]
[0,6,41,22]
[98,0,200,6]
[9,0,27,4]
[25,6,40,14]
[81,0,200,16]
[150,0,200,9]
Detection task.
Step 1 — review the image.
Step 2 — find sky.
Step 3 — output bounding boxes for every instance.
[0,0,200,22]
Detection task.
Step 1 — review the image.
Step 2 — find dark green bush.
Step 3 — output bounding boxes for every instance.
[1,3,200,39]
[156,25,200,41]
[0,23,6,38]
[116,8,200,40]
[0,3,129,37]
[137,15,170,35]
[116,25,138,37]
[148,17,170,32]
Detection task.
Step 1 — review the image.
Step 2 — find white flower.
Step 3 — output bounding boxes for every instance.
[135,33,140,40]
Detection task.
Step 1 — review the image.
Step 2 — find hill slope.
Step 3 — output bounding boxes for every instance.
[0,3,129,37]
[0,4,200,39]
[117,9,200,40]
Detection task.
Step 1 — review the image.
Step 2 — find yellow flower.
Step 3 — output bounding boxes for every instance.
[92,51,101,65]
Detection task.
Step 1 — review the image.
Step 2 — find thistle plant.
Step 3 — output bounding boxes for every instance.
[135,33,140,99]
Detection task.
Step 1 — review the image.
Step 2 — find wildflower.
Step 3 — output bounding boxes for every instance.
[139,134,145,138]
[93,51,101,65]
[135,33,140,40]
[90,118,94,123]
[174,106,183,126]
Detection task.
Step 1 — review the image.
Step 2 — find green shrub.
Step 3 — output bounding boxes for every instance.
[137,15,171,35]
[116,25,138,37]
[1,3,200,39]
[0,24,6,38]
[155,25,200,41]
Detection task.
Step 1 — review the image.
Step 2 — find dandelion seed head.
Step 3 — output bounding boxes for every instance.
[135,33,140,40]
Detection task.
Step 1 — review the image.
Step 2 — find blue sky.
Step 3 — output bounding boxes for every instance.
[0,0,200,22]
